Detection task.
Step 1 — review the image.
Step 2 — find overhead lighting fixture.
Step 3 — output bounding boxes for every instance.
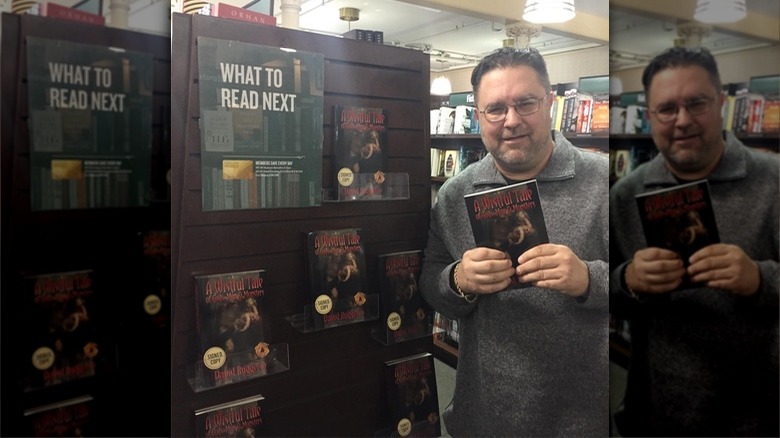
[430,60,452,96]
[523,0,576,24]
[694,0,746,23]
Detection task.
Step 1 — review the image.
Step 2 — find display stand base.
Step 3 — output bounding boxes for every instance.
[187,343,290,393]
[287,294,379,333]
[323,172,410,202]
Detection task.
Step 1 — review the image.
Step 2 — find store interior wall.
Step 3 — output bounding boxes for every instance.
[612,45,779,93]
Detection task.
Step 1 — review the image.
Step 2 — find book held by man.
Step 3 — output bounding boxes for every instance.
[464,180,549,286]
[635,179,720,267]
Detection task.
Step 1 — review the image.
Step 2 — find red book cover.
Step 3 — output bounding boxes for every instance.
[203,2,277,26]
[194,395,264,437]
[464,179,549,286]
[376,250,432,344]
[24,395,95,437]
[333,105,388,200]
[193,269,273,388]
[305,228,371,329]
[23,270,99,392]
[635,179,720,278]
[383,352,441,437]
[35,3,105,26]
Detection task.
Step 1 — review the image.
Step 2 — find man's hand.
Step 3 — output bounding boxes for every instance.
[688,243,760,296]
[457,247,515,295]
[626,248,685,294]
[516,244,589,297]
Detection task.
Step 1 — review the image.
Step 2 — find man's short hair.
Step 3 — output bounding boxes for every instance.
[641,47,722,95]
[471,47,552,101]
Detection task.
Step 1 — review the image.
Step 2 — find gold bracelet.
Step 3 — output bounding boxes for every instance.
[454,263,478,303]
[624,265,648,303]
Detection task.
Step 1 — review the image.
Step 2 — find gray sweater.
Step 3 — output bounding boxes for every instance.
[609,132,779,436]
[421,132,609,437]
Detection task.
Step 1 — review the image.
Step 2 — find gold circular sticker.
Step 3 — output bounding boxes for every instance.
[203,347,226,370]
[337,167,354,187]
[396,418,412,437]
[387,312,402,331]
[314,294,333,315]
[32,346,55,370]
[143,294,162,315]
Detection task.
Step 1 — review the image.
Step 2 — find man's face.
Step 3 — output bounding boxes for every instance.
[647,65,726,177]
[475,65,553,178]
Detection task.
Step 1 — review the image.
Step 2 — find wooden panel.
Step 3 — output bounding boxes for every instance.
[171,13,433,437]
[0,13,171,437]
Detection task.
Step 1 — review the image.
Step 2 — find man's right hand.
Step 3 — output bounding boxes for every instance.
[625,248,686,294]
[458,247,515,295]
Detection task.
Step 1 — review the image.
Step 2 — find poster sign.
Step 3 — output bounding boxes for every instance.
[26,37,154,210]
[197,36,324,210]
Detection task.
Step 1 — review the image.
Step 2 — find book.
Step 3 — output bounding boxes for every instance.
[430,148,442,177]
[194,394,264,437]
[193,269,272,388]
[23,270,99,392]
[635,179,720,271]
[23,395,95,437]
[333,105,388,200]
[442,149,459,178]
[436,106,455,134]
[305,228,372,329]
[464,179,549,286]
[375,250,433,344]
[30,2,105,25]
[198,2,277,26]
[342,29,366,41]
[383,352,441,437]
[613,149,632,178]
[761,94,780,133]
[589,93,610,133]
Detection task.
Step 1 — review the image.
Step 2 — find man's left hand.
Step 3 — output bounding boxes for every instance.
[516,244,589,297]
[687,243,760,296]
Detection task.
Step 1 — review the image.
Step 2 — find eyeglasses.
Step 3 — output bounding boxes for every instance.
[649,96,715,123]
[478,96,546,123]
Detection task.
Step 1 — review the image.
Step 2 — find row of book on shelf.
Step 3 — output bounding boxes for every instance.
[430,146,486,178]
[431,105,480,135]
[609,146,659,181]
[609,75,780,135]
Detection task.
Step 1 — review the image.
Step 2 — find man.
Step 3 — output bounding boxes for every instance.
[420,47,609,436]
[610,47,779,436]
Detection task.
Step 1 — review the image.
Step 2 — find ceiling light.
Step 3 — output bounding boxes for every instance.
[430,60,452,96]
[431,76,452,96]
[694,0,746,23]
[523,0,576,24]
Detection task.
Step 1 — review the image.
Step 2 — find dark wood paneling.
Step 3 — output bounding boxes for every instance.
[171,13,433,437]
[0,13,171,437]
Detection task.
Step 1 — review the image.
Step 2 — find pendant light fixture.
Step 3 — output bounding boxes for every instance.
[523,0,576,24]
[694,0,746,23]
[430,60,452,96]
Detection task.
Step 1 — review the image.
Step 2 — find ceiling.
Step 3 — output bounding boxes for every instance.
[23,0,779,73]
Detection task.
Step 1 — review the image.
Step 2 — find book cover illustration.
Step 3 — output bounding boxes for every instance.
[464,179,549,286]
[23,395,95,437]
[197,36,324,210]
[193,269,279,389]
[26,37,154,211]
[333,105,388,200]
[635,179,720,269]
[383,352,441,437]
[305,228,373,329]
[23,270,99,392]
[194,394,264,438]
[376,250,433,345]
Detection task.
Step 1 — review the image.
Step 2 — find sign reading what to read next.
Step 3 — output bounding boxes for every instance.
[197,36,325,210]
[26,37,154,211]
